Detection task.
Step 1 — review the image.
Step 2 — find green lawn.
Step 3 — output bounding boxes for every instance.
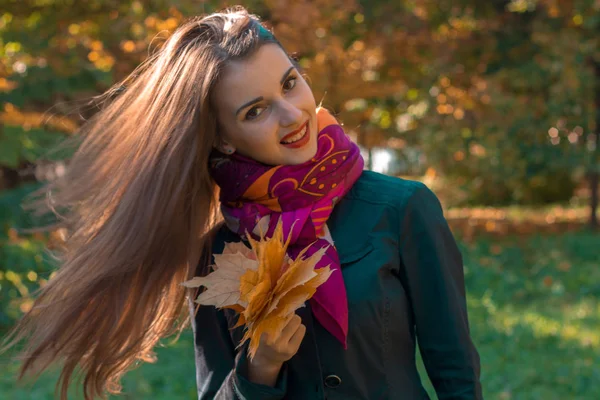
[2,231,599,399]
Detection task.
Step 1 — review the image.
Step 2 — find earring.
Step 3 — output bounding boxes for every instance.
[222,145,235,154]
[218,138,235,155]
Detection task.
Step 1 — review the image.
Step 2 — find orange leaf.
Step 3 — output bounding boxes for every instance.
[243,279,272,322]
[222,304,245,313]
[233,313,246,329]
[240,269,259,304]
[267,247,328,315]
[247,219,291,287]
[269,266,333,318]
[199,219,335,362]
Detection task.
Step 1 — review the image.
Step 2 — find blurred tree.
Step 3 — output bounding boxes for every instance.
[0,0,211,326]
[388,0,599,206]
[1,0,599,197]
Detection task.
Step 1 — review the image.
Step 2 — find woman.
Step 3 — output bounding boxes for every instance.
[2,7,482,400]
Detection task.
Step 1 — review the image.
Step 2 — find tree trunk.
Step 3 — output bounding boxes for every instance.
[590,61,600,230]
[0,166,21,191]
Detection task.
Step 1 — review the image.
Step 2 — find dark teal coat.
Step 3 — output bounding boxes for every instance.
[189,171,483,399]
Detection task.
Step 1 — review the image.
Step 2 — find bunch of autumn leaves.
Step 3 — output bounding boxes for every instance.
[182,222,333,360]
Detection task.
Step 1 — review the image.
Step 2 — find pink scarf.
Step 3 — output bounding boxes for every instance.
[210,108,364,348]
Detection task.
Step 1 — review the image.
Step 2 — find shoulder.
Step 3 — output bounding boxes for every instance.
[330,171,448,259]
[346,170,441,215]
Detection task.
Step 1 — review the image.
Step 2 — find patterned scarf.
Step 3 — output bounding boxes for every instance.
[210,107,364,349]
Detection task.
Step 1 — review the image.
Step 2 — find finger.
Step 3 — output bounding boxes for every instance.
[263,314,296,345]
[287,323,306,351]
[278,314,302,343]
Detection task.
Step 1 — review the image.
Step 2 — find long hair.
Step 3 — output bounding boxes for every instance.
[1,7,281,400]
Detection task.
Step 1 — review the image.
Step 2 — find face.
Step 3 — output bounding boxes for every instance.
[212,43,318,166]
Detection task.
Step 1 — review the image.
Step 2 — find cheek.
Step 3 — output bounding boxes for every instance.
[297,80,316,105]
[238,121,278,150]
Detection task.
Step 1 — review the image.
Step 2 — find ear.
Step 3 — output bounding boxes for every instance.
[213,122,236,154]
[215,137,236,155]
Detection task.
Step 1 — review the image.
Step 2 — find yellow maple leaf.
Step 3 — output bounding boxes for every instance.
[243,279,272,322]
[247,219,292,287]
[271,252,330,313]
[240,221,334,360]
[239,269,259,304]
[183,219,333,361]
[266,247,328,315]
[240,313,291,354]
[269,268,332,318]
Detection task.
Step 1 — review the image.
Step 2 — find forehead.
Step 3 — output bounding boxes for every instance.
[215,44,293,107]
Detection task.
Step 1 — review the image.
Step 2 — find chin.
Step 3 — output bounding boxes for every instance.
[294,137,318,165]
[286,152,314,166]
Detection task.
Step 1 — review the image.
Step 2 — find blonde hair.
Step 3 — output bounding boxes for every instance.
[1,7,282,400]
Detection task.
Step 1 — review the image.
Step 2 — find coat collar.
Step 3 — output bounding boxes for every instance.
[328,190,374,265]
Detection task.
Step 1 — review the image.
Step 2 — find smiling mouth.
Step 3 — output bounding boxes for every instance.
[280,121,309,147]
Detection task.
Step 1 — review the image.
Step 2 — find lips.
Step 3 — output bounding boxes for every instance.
[280,121,310,149]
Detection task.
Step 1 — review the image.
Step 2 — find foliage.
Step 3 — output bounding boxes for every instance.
[412,1,599,205]
[0,124,69,168]
[0,183,57,327]
[1,1,599,204]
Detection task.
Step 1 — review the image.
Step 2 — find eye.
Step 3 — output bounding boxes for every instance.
[245,106,266,120]
[283,76,297,92]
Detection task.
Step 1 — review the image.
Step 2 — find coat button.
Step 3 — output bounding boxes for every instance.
[324,374,342,388]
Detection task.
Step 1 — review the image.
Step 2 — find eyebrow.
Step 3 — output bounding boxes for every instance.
[235,66,296,117]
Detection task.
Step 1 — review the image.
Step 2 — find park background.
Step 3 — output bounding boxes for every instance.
[0,0,599,399]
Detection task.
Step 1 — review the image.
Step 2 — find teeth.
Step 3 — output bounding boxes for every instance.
[282,125,307,144]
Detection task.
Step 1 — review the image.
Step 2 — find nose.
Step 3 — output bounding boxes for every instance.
[278,100,303,128]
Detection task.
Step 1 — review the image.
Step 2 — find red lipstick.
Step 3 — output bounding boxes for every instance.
[280,121,310,149]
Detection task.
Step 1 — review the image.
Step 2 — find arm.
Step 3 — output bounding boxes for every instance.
[188,295,289,399]
[397,184,483,400]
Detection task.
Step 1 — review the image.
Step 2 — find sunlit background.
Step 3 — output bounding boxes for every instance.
[1,1,599,399]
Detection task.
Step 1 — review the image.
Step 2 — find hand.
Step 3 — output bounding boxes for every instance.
[246,314,306,386]
[251,314,306,368]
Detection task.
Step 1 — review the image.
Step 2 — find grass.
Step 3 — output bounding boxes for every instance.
[2,230,599,399]
[450,230,598,400]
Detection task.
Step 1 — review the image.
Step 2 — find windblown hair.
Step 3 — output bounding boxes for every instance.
[1,7,282,400]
